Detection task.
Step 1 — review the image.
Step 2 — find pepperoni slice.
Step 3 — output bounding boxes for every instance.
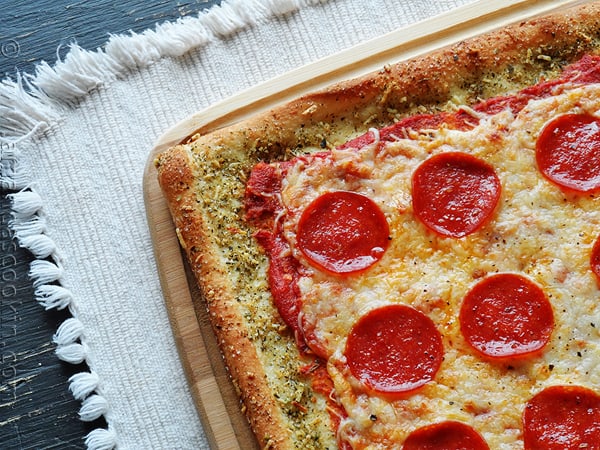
[459,273,554,359]
[411,152,501,238]
[523,385,600,449]
[592,235,600,282]
[344,304,443,395]
[402,421,490,450]
[536,114,600,193]
[296,191,389,274]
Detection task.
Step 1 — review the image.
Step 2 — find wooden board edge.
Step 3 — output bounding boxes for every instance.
[143,158,256,450]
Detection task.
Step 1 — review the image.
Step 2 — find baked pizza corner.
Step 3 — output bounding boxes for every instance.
[156,3,600,449]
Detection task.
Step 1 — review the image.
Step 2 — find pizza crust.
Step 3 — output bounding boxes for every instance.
[155,3,600,449]
[156,146,300,449]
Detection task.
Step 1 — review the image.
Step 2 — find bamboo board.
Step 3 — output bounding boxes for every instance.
[143,0,590,448]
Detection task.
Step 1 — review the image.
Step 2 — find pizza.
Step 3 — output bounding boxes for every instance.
[154,3,600,449]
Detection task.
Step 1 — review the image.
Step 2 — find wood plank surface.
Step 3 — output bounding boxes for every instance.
[143,1,588,448]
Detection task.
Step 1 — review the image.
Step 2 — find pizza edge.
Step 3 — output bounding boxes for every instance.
[155,3,600,449]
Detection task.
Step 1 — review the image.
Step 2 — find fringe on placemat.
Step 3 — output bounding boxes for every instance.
[6,186,117,450]
[0,1,326,449]
[0,0,326,144]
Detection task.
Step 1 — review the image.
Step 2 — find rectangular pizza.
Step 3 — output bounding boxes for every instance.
[154,3,600,449]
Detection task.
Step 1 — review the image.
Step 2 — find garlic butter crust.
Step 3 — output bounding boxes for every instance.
[155,4,600,449]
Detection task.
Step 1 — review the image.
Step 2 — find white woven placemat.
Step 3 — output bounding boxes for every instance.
[0,0,475,448]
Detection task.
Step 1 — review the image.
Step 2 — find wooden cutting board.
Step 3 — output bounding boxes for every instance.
[142,0,588,448]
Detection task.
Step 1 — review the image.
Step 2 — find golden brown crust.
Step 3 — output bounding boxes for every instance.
[155,3,600,449]
[180,2,600,159]
[156,146,295,450]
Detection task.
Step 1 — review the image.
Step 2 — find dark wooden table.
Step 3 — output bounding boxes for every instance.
[0,2,219,448]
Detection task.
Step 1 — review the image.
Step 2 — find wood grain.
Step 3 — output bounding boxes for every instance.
[143,0,589,448]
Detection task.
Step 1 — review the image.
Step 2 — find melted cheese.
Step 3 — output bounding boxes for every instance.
[279,83,600,449]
